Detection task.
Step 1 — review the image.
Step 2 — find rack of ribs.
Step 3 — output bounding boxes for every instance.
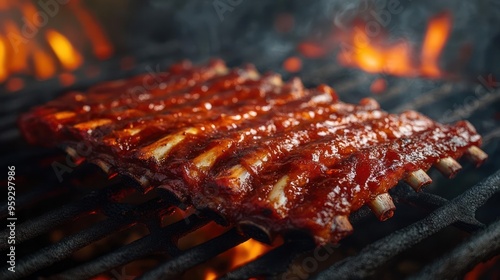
[19,59,487,245]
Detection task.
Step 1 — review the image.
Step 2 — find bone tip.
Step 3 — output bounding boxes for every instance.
[466,146,488,167]
[238,220,274,244]
[331,215,353,234]
[94,159,112,174]
[435,157,462,178]
[242,64,260,80]
[65,146,78,159]
[405,169,433,192]
[463,120,477,133]
[65,146,85,165]
[367,193,396,221]
[359,97,380,109]
[210,58,228,72]
[268,74,284,86]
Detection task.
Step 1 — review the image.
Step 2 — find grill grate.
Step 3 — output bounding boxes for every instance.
[314,170,500,280]
[1,68,499,279]
[1,167,499,279]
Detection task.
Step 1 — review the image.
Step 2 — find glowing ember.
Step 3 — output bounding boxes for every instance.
[283,56,303,73]
[298,42,327,59]
[59,73,76,87]
[370,77,387,94]
[336,12,452,78]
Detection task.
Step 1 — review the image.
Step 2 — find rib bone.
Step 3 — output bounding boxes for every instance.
[73,119,112,130]
[367,193,396,221]
[139,127,198,162]
[331,216,353,234]
[405,169,433,191]
[435,157,462,178]
[94,159,112,174]
[268,175,289,216]
[465,146,488,167]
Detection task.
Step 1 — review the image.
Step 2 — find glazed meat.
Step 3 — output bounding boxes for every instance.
[19,59,487,244]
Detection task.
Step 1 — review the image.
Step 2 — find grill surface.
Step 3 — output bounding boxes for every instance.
[1,62,500,279]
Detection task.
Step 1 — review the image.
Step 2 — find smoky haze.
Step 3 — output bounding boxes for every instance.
[138,0,499,78]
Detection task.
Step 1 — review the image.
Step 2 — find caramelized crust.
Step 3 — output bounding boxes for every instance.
[19,59,484,244]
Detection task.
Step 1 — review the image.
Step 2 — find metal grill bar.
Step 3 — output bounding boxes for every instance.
[314,169,500,280]
[56,214,211,280]
[138,228,248,280]
[0,183,132,249]
[7,217,132,279]
[442,88,500,123]
[0,194,171,280]
[411,218,500,280]
[391,184,485,232]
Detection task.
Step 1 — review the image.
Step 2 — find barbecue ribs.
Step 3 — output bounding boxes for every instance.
[19,59,487,244]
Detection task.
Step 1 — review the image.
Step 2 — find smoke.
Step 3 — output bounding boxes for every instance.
[131,0,499,77]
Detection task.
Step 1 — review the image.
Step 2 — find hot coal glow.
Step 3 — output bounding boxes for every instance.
[0,0,113,91]
[337,12,452,78]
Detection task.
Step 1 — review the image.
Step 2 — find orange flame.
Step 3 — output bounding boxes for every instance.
[0,36,7,82]
[229,239,271,269]
[68,0,114,60]
[204,239,275,280]
[32,47,56,80]
[1,0,114,90]
[336,12,452,78]
[421,12,452,77]
[5,20,29,73]
[204,270,218,280]
[46,29,83,71]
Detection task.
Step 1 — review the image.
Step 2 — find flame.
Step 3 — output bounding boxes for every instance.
[68,0,113,60]
[33,47,56,80]
[177,216,280,280]
[230,239,271,269]
[0,36,7,82]
[203,239,274,280]
[204,270,218,280]
[21,2,38,21]
[421,12,452,77]
[46,29,83,71]
[336,12,452,78]
[337,26,414,76]
[0,1,10,10]
[5,20,29,73]
[1,0,114,91]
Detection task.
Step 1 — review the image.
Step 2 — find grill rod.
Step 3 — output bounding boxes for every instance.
[56,214,211,280]
[411,218,500,279]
